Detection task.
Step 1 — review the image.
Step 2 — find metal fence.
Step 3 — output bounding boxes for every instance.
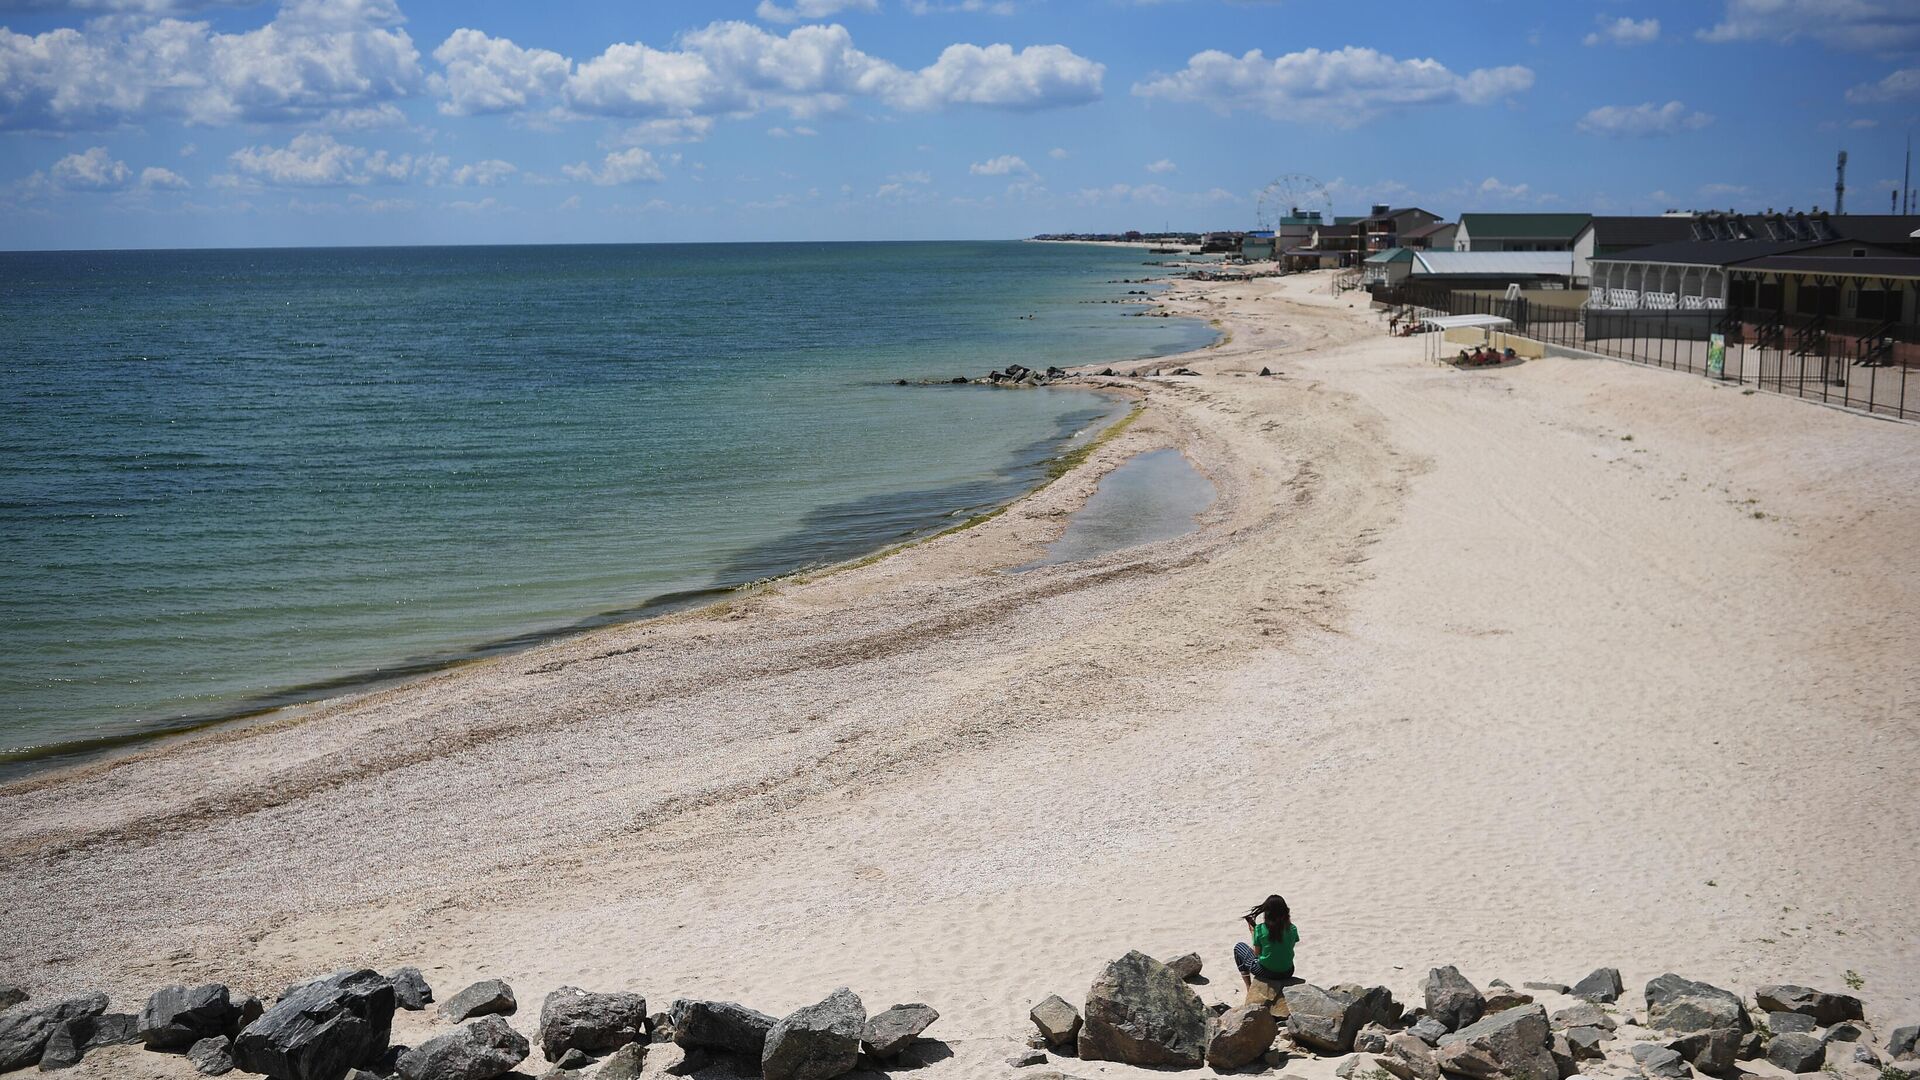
[1371,284,1918,421]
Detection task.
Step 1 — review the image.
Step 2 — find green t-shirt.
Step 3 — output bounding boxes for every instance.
[1253,921,1299,974]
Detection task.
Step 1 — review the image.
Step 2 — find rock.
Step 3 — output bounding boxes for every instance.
[1381,1033,1442,1080]
[36,1021,85,1071]
[1485,990,1535,1014]
[0,994,107,1073]
[1550,1033,1578,1080]
[1410,1017,1450,1046]
[646,1012,671,1044]
[387,969,434,1012]
[1550,1005,1615,1033]
[1337,1054,1381,1078]
[1206,1004,1278,1070]
[1077,951,1209,1068]
[670,999,776,1059]
[1436,1041,1503,1078]
[1286,983,1403,1055]
[80,1014,137,1051]
[231,968,396,1080]
[1768,1032,1827,1073]
[1643,976,1750,1035]
[597,1043,646,1080]
[439,980,516,1023]
[1633,1044,1694,1079]
[1856,1045,1884,1067]
[1827,1022,1872,1045]
[761,987,864,1080]
[1770,1012,1818,1035]
[1024,1032,1048,1050]
[1889,1025,1919,1059]
[1258,367,1273,376]
[1007,1047,1047,1067]
[1525,984,1572,996]
[1357,1021,1394,1054]
[1564,1027,1609,1060]
[0,989,26,1014]
[537,987,646,1063]
[1756,986,1864,1027]
[1572,969,1623,1004]
[1163,953,1204,982]
[861,1004,936,1059]
[1436,1004,1556,1080]
[187,1036,234,1076]
[1668,1027,1742,1074]
[395,1016,529,1080]
[1738,1031,1764,1060]
[553,1048,590,1070]
[1265,1045,1291,1068]
[139,984,240,1051]
[1424,967,1486,1033]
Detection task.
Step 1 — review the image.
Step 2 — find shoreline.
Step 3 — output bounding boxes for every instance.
[3,269,1915,1077]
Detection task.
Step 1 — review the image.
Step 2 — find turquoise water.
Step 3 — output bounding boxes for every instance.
[1016,448,1216,569]
[0,241,1213,775]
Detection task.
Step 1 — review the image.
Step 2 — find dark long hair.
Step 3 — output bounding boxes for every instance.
[1247,894,1289,935]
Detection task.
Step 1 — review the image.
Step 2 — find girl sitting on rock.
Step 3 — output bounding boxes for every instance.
[1234,894,1299,991]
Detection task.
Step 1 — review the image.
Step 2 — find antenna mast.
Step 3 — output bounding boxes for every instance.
[1834,150,1847,215]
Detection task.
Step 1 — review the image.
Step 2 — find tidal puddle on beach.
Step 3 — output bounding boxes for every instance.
[1017,448,1215,570]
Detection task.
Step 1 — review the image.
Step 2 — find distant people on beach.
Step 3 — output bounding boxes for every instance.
[1234,893,1298,991]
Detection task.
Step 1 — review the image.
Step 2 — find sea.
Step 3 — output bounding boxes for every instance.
[0,240,1213,777]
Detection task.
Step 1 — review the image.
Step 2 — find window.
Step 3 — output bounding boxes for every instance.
[1729,278,1758,308]
[1855,288,1897,320]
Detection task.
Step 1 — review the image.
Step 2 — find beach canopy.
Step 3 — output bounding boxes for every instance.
[1420,314,1512,330]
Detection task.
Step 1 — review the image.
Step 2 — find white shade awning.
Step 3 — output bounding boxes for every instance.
[1420,314,1512,330]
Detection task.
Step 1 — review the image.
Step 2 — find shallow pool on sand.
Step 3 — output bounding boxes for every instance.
[1018,447,1216,569]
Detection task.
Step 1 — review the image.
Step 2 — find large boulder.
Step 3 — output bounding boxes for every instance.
[187,1035,235,1076]
[231,968,396,1080]
[1285,983,1402,1055]
[596,1043,646,1080]
[1550,1004,1615,1033]
[386,970,433,1013]
[1572,969,1623,1004]
[1030,996,1081,1048]
[1077,951,1209,1067]
[1888,1025,1918,1060]
[1768,1032,1827,1073]
[761,987,864,1080]
[1757,986,1865,1027]
[1633,1044,1694,1079]
[1644,975,1750,1034]
[395,1015,529,1080]
[0,993,107,1072]
[1668,1027,1743,1074]
[1380,1032,1442,1080]
[861,1004,937,1059]
[140,985,241,1051]
[537,987,646,1063]
[1207,1004,1279,1070]
[1435,1041,1502,1078]
[669,999,775,1058]
[1436,1004,1556,1080]
[1424,967,1486,1032]
[1771,1012,1819,1035]
[438,981,515,1023]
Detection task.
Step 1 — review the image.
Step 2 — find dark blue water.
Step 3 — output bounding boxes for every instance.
[0,241,1211,772]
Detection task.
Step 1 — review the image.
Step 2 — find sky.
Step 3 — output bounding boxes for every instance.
[2,0,1918,249]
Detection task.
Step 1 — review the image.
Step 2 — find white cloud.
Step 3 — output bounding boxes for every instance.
[1847,68,1920,104]
[969,154,1031,176]
[1576,100,1715,137]
[905,0,1017,12]
[1700,0,1920,51]
[888,170,932,183]
[0,2,422,131]
[609,117,715,145]
[563,147,665,185]
[227,132,442,186]
[1477,176,1530,199]
[0,0,255,12]
[1584,17,1659,46]
[1145,158,1176,174]
[754,0,878,24]
[431,27,569,116]
[451,159,516,186]
[140,165,190,189]
[1047,146,1068,159]
[890,42,1102,110]
[1133,46,1532,126]
[767,125,818,137]
[50,146,131,190]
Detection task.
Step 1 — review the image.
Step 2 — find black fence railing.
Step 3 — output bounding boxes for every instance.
[1369,284,1917,421]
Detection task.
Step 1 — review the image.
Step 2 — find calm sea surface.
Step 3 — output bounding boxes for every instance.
[0,241,1211,775]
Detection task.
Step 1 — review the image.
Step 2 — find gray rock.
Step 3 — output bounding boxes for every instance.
[1485,989,1535,1014]
[0,988,26,1014]
[1738,1031,1764,1060]
[0,994,107,1072]
[1668,1027,1742,1074]
[761,987,864,1080]
[1336,1054,1380,1078]
[537,987,646,1063]
[1380,1032,1442,1080]
[1077,951,1209,1068]
[81,1014,138,1051]
[187,1036,234,1076]
[1206,1003,1278,1071]
[597,1043,646,1080]
[1029,996,1080,1048]
[1856,1044,1884,1067]
[1890,1025,1919,1059]
[1643,975,1749,1035]
[1769,1012,1818,1035]
[36,1021,85,1071]
[1410,1016,1450,1046]
[1564,1026,1609,1060]
[439,980,516,1023]
[646,1011,671,1044]
[387,969,433,1012]
[1756,986,1864,1027]
[1827,1022,1872,1045]
[1286,982,1403,1055]
[861,1003,936,1059]
[1424,967,1485,1033]
[1435,1004,1556,1080]
[1525,984,1572,996]
[1007,1047,1047,1067]
[553,1048,590,1070]
[1633,1044,1694,1079]
[1265,1046,1291,1068]
[139,984,240,1051]
[1550,1033,1578,1080]
[1572,969,1624,1004]
[1550,1004,1616,1033]
[1436,1041,1502,1078]
[231,968,396,1080]
[1163,953,1203,982]
[1357,1021,1394,1054]
[396,1016,530,1080]
[670,999,776,1059]
[1768,1032,1827,1073]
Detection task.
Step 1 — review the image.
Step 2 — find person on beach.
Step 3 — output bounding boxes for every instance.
[1234,894,1298,990]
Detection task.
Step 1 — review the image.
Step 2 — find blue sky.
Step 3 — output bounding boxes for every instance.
[2,0,1918,249]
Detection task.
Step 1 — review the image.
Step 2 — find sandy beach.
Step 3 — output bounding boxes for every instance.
[4,269,1917,1078]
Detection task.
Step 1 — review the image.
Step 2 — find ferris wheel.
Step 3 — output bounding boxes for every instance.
[1255,174,1333,232]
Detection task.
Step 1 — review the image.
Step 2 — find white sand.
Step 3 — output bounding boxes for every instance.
[4,271,1917,1078]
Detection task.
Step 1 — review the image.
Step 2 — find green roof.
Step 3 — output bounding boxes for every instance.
[1334,215,1364,225]
[1458,213,1591,239]
[1364,247,1415,264]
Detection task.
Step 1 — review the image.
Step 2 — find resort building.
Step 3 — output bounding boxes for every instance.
[1364,249,1576,291]
[1356,205,1442,253]
[1400,221,1457,250]
[1570,216,1697,284]
[1454,213,1592,252]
